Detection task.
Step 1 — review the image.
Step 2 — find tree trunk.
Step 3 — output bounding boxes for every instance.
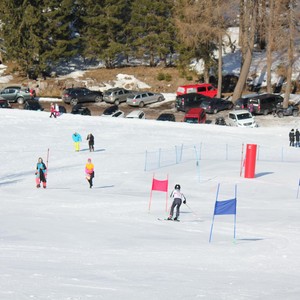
[217,33,223,98]
[283,0,296,108]
[232,0,257,102]
[266,0,275,93]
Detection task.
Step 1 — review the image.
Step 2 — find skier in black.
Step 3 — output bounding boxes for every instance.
[87,133,94,152]
[295,129,300,147]
[289,129,295,147]
[168,184,186,221]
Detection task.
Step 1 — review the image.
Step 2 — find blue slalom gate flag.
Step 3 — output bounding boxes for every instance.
[214,198,237,215]
[209,184,237,243]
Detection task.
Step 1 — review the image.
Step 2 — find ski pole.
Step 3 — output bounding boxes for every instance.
[46,148,50,177]
[184,203,200,217]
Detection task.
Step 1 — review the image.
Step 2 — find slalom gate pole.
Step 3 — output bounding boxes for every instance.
[46,148,50,175]
[240,143,244,177]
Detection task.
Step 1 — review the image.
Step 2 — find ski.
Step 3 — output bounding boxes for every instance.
[157,218,180,222]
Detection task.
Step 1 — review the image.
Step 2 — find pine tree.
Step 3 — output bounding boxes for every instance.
[78,0,132,68]
[128,0,176,67]
[0,0,80,76]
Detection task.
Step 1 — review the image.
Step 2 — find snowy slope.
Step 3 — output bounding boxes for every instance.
[1,108,300,299]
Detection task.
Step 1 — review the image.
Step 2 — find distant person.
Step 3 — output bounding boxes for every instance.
[49,103,56,118]
[289,129,295,147]
[86,133,95,152]
[35,157,47,188]
[295,129,300,147]
[85,158,94,188]
[167,184,186,221]
[72,132,82,152]
[55,103,60,117]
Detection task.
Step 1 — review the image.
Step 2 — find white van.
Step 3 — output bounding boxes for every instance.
[228,110,257,127]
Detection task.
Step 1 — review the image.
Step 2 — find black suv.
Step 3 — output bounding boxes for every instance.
[175,93,210,112]
[71,104,91,115]
[157,113,176,122]
[200,98,233,114]
[62,87,103,105]
[248,93,283,115]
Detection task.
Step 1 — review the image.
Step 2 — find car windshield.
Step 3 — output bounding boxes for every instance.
[237,113,252,120]
[185,118,198,123]
[104,90,113,96]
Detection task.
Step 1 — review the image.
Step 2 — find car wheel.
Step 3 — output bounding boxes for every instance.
[114,99,120,105]
[293,110,298,117]
[213,108,218,114]
[70,98,78,105]
[139,101,145,108]
[158,97,163,102]
[17,97,24,104]
[277,111,284,118]
[263,109,269,115]
[95,96,102,103]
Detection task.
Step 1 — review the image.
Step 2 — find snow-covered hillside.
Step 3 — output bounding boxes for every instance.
[1,108,300,299]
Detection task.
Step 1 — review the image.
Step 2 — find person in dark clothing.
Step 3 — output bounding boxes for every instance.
[86,133,94,152]
[295,129,300,147]
[289,129,295,147]
[167,184,186,221]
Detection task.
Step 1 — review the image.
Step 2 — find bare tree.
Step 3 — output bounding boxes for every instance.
[283,0,297,107]
[232,0,258,101]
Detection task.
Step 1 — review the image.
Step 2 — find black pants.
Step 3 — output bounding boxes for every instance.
[87,172,94,188]
[89,142,94,151]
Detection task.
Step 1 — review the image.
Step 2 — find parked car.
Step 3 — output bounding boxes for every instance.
[275,104,299,118]
[71,104,91,116]
[247,93,283,115]
[102,109,125,118]
[176,83,218,98]
[234,93,260,110]
[62,87,103,105]
[57,105,67,115]
[103,87,137,105]
[183,108,206,124]
[101,105,119,116]
[0,98,12,108]
[157,113,176,122]
[175,93,210,112]
[23,100,44,111]
[125,110,145,119]
[126,92,164,107]
[200,98,233,114]
[228,110,257,128]
[0,86,32,104]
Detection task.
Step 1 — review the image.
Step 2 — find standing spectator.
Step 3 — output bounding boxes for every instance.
[49,103,56,118]
[72,132,82,152]
[35,157,47,188]
[55,103,60,117]
[289,129,295,147]
[85,158,94,188]
[167,184,186,221]
[86,133,95,152]
[295,129,300,147]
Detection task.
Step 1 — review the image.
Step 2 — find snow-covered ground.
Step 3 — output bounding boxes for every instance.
[1,108,300,299]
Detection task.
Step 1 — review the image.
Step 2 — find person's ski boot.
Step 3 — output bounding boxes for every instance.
[36,184,40,188]
[167,217,172,220]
